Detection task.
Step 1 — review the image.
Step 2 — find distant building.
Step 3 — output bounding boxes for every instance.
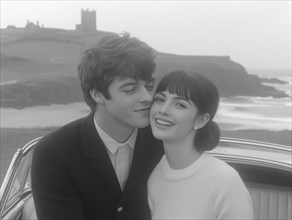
[76,8,96,32]
[25,20,41,32]
[1,8,96,39]
[0,20,60,36]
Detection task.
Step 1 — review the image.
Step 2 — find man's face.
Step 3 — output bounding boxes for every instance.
[96,77,155,131]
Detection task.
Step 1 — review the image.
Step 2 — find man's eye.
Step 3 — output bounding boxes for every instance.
[124,87,136,93]
[146,85,154,91]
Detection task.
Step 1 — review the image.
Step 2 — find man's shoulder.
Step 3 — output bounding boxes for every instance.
[138,126,163,153]
[138,126,157,142]
[35,116,88,152]
[139,125,155,135]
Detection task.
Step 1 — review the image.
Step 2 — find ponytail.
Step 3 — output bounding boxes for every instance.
[195,120,220,152]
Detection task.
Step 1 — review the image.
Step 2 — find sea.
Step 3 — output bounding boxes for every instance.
[0,68,291,131]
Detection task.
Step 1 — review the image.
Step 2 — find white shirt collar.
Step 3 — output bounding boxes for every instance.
[94,117,137,154]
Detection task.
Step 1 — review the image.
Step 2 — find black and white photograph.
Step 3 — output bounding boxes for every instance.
[1,1,291,220]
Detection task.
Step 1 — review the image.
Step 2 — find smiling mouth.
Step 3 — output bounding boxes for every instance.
[155,118,174,126]
[134,107,150,112]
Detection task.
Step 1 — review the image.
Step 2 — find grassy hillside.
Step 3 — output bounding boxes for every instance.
[0,127,58,184]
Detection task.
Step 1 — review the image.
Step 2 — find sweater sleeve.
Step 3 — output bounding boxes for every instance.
[214,168,254,220]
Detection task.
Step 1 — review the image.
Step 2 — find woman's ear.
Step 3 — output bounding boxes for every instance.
[90,89,105,104]
[194,113,210,130]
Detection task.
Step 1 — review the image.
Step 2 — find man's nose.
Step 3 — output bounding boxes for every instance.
[139,87,153,103]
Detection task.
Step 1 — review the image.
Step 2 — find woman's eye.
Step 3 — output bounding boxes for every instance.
[175,103,186,108]
[154,97,164,102]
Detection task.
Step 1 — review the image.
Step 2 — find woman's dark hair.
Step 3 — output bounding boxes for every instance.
[155,70,220,152]
[78,32,156,112]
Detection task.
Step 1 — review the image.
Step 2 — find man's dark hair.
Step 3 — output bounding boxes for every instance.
[78,32,156,112]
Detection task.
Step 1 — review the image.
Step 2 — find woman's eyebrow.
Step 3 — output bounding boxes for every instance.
[156,92,191,104]
[156,92,166,97]
[173,96,191,104]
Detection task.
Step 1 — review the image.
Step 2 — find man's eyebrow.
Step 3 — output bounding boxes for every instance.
[146,78,155,84]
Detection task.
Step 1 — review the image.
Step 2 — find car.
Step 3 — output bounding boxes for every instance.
[0,136,291,220]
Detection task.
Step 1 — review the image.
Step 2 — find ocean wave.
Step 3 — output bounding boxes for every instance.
[250,97,291,105]
[216,117,291,131]
[219,102,256,108]
[221,96,291,107]
[215,114,292,131]
[217,109,290,122]
[0,80,17,86]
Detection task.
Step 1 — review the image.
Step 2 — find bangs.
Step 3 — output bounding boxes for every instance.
[156,70,219,116]
[156,71,194,100]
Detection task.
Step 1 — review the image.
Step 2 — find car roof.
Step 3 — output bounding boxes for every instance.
[19,136,292,171]
[210,137,291,171]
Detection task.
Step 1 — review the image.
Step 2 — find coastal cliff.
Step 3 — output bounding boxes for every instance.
[0,30,288,109]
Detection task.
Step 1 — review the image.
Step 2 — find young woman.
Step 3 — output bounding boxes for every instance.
[148,70,253,219]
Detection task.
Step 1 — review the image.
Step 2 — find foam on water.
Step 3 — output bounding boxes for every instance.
[217,96,291,130]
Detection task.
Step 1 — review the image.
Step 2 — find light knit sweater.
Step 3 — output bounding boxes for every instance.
[148,152,254,219]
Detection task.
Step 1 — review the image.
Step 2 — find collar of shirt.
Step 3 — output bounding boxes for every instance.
[94,117,137,154]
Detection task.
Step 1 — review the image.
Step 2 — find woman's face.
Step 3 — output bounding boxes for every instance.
[150,91,201,142]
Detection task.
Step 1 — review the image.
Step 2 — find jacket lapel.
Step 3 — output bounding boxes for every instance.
[120,127,163,202]
[81,113,122,198]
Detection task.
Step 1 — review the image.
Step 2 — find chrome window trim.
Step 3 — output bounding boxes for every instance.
[0,137,41,216]
[220,137,292,153]
[212,153,292,172]
[216,137,292,169]
[0,150,23,215]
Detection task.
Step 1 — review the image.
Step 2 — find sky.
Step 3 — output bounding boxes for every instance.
[1,0,291,70]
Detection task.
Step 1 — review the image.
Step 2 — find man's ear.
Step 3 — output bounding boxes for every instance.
[90,89,105,104]
[193,113,210,130]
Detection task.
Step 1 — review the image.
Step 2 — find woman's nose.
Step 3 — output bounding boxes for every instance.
[158,103,170,115]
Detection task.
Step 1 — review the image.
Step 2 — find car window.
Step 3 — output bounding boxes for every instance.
[4,151,33,210]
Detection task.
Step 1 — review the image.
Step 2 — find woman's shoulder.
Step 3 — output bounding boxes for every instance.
[203,153,242,183]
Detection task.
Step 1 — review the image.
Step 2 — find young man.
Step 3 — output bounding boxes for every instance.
[31,33,163,220]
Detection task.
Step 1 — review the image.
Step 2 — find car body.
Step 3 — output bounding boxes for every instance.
[0,137,291,220]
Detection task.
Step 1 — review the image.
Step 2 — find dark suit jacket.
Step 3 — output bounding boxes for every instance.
[31,113,163,220]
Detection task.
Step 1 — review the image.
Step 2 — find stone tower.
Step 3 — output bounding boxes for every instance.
[76,9,96,32]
